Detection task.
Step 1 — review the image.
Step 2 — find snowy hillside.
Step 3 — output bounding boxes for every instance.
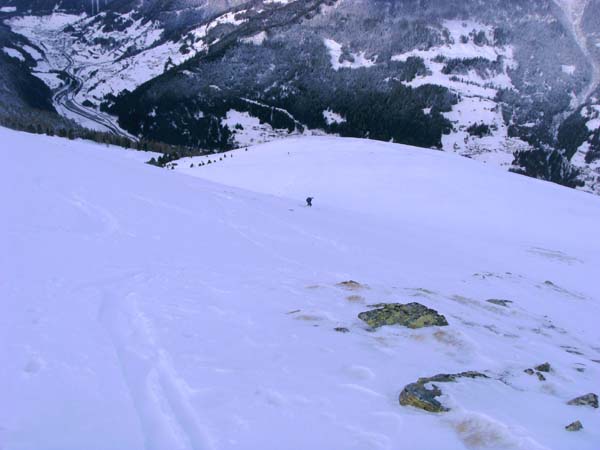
[1,127,600,450]
[4,0,600,193]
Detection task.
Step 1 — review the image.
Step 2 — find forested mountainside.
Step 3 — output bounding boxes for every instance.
[2,0,600,192]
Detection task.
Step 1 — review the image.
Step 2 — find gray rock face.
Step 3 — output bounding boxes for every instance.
[358,303,448,329]
[567,393,598,408]
[399,371,488,413]
[565,420,583,432]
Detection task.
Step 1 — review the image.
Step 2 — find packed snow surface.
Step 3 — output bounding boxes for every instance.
[2,128,600,450]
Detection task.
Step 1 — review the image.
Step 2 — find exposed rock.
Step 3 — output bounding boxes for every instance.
[399,382,447,413]
[535,362,551,372]
[359,302,448,329]
[334,327,350,333]
[567,393,598,408]
[486,299,513,307]
[536,372,546,381]
[565,348,583,355]
[399,371,488,413]
[337,280,365,290]
[565,420,583,432]
[417,371,488,384]
[524,363,550,380]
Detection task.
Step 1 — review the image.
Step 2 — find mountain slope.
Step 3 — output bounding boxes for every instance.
[3,0,600,193]
[1,126,599,450]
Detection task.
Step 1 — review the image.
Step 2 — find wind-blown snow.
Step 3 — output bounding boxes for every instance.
[1,127,599,450]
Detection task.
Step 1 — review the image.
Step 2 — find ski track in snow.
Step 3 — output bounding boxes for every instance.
[66,193,121,235]
[99,290,213,450]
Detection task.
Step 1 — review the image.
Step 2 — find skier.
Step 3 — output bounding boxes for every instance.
[306,197,314,207]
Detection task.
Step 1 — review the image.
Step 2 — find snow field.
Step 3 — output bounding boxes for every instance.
[1,127,600,450]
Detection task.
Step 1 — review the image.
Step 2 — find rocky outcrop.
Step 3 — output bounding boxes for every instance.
[337,280,365,290]
[399,381,447,413]
[565,420,583,432]
[358,303,448,329]
[399,371,488,413]
[567,393,598,408]
[524,362,551,381]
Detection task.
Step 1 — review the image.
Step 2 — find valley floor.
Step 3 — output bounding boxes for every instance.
[1,128,599,450]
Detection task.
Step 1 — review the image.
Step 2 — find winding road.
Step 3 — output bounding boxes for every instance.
[53,52,136,140]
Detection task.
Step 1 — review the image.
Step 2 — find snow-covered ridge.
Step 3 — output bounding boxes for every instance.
[2,127,599,450]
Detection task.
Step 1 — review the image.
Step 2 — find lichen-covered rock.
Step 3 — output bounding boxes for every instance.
[399,371,488,413]
[486,299,513,307]
[399,382,448,413]
[358,302,448,329]
[565,420,583,432]
[567,393,598,408]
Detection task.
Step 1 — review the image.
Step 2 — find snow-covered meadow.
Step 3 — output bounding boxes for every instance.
[1,127,599,450]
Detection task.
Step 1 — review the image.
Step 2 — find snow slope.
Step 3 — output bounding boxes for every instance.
[1,128,600,450]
